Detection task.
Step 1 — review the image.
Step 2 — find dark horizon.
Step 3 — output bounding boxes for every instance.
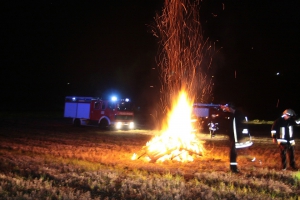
[1,0,300,120]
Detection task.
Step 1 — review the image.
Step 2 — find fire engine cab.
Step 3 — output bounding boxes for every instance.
[64,96,134,130]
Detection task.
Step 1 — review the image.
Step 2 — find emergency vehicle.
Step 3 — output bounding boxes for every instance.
[193,103,230,137]
[64,96,134,130]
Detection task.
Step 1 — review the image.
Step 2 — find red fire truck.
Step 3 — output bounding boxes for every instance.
[193,103,228,137]
[64,96,134,130]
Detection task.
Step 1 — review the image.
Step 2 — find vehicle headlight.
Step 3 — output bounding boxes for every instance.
[116,122,122,129]
[129,122,134,129]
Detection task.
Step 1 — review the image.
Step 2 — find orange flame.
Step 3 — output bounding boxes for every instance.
[132,90,205,162]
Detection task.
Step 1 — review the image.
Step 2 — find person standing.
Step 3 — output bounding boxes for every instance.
[220,103,253,173]
[271,109,298,170]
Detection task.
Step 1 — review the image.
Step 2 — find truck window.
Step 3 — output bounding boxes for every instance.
[108,102,116,110]
[118,102,132,111]
[102,102,106,110]
[94,102,100,109]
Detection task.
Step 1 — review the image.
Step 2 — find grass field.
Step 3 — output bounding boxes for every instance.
[0,115,299,199]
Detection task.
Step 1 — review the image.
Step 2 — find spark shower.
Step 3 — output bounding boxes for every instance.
[132,0,216,162]
[154,0,215,117]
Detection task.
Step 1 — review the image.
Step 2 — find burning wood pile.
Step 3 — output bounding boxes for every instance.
[138,134,205,163]
[132,92,205,163]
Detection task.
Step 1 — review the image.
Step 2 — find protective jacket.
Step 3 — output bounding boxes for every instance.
[271,117,297,146]
[229,109,252,148]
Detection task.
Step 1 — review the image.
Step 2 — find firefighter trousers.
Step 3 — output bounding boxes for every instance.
[229,140,237,170]
[279,144,296,169]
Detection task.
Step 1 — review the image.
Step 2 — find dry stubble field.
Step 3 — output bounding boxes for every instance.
[0,115,300,200]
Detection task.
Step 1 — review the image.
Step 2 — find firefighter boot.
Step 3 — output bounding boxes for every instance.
[290,164,298,171]
[230,165,239,173]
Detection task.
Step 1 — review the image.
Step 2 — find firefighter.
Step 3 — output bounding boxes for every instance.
[271,109,298,170]
[220,103,252,173]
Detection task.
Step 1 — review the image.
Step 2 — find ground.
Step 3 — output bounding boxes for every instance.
[0,114,299,199]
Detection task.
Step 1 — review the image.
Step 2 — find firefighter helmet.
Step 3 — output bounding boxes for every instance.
[283,109,295,116]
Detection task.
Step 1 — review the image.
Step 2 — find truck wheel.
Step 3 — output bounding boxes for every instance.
[74,119,81,127]
[99,119,108,130]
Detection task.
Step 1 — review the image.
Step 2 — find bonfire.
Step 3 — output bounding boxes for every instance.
[132,91,205,162]
[133,0,213,162]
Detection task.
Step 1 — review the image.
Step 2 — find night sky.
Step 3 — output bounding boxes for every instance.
[2,0,300,120]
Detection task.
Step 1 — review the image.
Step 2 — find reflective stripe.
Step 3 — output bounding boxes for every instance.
[230,162,238,165]
[280,127,285,138]
[233,118,237,142]
[278,126,294,140]
[235,141,253,148]
[277,139,287,143]
[271,130,276,137]
[289,126,293,138]
[242,129,248,134]
[277,139,295,145]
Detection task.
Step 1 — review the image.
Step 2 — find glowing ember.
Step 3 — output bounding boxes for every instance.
[132,0,214,162]
[132,91,205,162]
